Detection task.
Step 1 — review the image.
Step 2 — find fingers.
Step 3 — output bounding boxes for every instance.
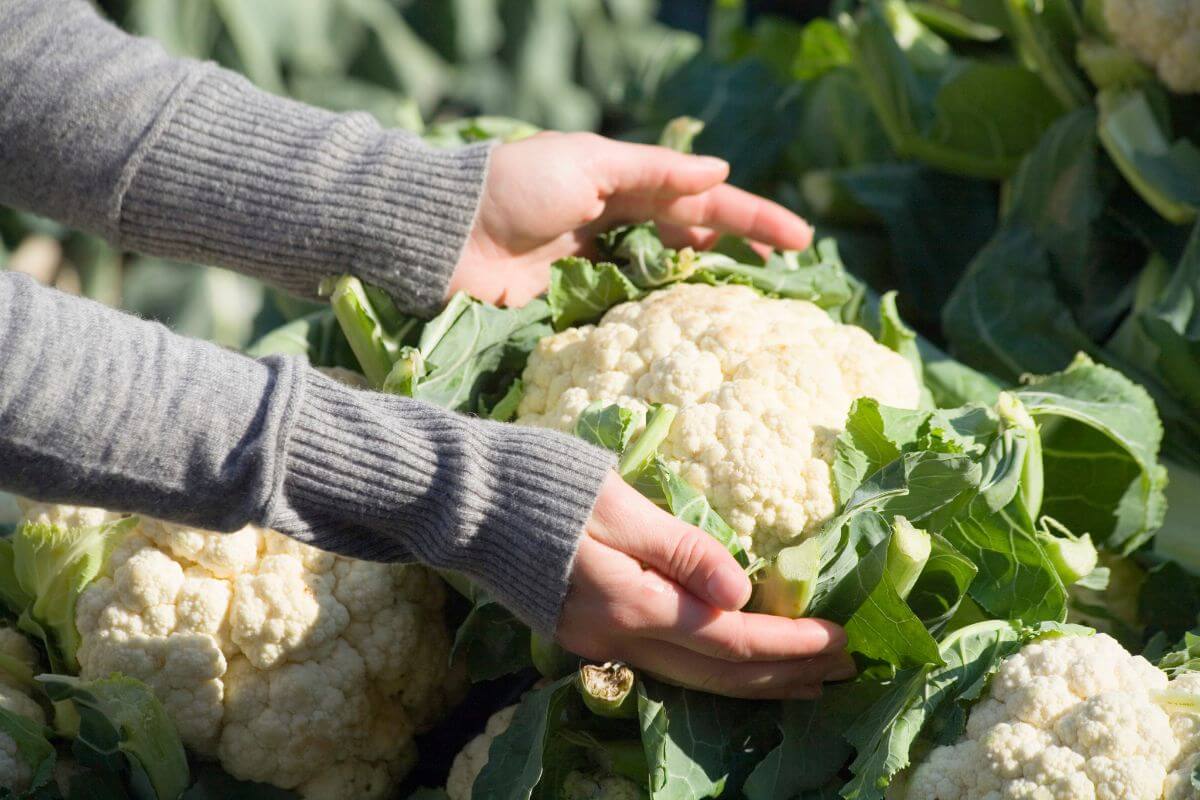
[586,137,731,198]
[588,474,751,610]
[630,570,848,662]
[657,184,814,252]
[619,639,854,700]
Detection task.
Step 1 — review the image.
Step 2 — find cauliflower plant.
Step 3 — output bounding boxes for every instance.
[895,632,1200,800]
[516,283,921,559]
[1103,0,1200,94]
[446,704,518,800]
[0,627,45,795]
[16,500,464,800]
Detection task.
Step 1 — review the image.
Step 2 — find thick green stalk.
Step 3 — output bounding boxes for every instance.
[326,276,400,388]
[887,517,931,600]
[1038,528,1099,585]
[997,392,1044,521]
[617,405,678,480]
[751,538,822,618]
[530,633,576,679]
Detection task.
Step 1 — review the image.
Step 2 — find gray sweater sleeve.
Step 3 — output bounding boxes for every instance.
[0,0,484,316]
[0,0,617,632]
[0,273,614,632]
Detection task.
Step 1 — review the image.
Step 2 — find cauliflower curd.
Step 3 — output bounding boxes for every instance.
[898,633,1200,800]
[1103,0,1200,94]
[516,283,921,558]
[16,500,463,800]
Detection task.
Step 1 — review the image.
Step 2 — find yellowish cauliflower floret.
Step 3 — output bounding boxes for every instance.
[1103,0,1200,94]
[17,500,464,800]
[0,627,45,795]
[516,284,920,559]
[897,633,1200,800]
[446,705,518,800]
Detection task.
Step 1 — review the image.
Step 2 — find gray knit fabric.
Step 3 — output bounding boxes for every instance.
[0,0,617,633]
[0,0,488,316]
[0,273,613,632]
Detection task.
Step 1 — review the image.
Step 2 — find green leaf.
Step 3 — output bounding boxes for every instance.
[244,309,360,370]
[841,620,1027,800]
[383,293,552,413]
[450,596,532,682]
[842,529,943,668]
[10,519,136,671]
[637,680,753,800]
[574,403,647,454]
[938,493,1067,623]
[548,258,641,330]
[653,460,749,568]
[1015,355,1167,552]
[908,532,979,636]
[847,1,1065,179]
[742,699,851,800]
[473,676,576,800]
[41,675,190,800]
[1097,88,1200,225]
[0,705,56,796]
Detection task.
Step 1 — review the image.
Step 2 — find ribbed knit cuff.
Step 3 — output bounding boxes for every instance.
[117,70,491,317]
[267,369,615,634]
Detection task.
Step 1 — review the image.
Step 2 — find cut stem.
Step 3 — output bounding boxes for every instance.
[578,662,637,719]
[886,516,932,601]
[752,538,823,618]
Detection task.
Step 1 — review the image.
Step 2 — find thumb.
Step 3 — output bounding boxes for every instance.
[588,473,751,610]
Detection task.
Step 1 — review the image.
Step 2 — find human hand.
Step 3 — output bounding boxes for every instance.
[555,474,854,699]
[448,132,814,307]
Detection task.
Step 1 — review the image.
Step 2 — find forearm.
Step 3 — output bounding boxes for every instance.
[0,274,613,631]
[0,0,487,316]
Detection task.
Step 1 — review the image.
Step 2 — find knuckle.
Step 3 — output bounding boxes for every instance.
[711,620,754,663]
[667,533,710,583]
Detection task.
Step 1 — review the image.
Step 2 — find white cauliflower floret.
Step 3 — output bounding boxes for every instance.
[446,705,518,800]
[1103,0,1200,94]
[898,633,1197,800]
[517,284,920,559]
[24,504,463,800]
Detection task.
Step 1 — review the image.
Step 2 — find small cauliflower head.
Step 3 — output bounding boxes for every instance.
[1103,0,1200,94]
[516,284,920,559]
[446,705,518,800]
[18,501,463,800]
[562,770,644,800]
[0,627,46,796]
[900,632,1200,800]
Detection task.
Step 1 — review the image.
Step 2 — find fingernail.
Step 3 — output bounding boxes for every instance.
[706,567,751,610]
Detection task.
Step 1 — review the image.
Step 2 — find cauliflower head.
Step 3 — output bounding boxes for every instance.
[899,632,1200,800]
[0,627,45,795]
[1103,0,1200,94]
[17,500,464,800]
[516,283,921,559]
[446,704,518,800]
[562,770,644,800]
